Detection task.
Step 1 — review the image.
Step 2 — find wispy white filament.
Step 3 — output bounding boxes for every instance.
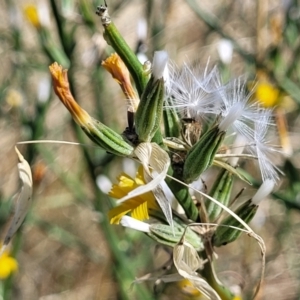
[120,216,150,232]
[152,51,169,80]
[248,111,281,182]
[252,179,275,205]
[219,78,261,137]
[165,61,222,121]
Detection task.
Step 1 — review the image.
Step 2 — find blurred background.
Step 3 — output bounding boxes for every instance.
[1,0,300,299]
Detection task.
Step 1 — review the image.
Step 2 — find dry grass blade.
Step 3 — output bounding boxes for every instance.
[2,147,33,247]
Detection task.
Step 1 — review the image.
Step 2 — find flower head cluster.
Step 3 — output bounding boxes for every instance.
[44,7,283,298]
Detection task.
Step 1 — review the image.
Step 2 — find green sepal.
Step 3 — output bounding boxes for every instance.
[206,169,233,222]
[212,200,258,247]
[135,77,165,142]
[183,126,225,183]
[81,118,134,156]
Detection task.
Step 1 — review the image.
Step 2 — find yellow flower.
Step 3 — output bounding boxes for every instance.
[5,88,23,108]
[178,279,202,298]
[255,81,280,108]
[49,63,91,127]
[24,5,41,29]
[0,250,18,279]
[108,166,158,224]
[102,53,139,112]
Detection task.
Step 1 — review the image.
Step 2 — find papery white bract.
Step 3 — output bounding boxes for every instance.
[173,240,221,300]
[4,147,33,246]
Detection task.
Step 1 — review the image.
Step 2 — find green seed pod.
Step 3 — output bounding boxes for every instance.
[183,126,225,183]
[206,169,233,222]
[135,51,168,142]
[135,77,164,142]
[148,222,203,251]
[212,200,257,247]
[163,98,181,138]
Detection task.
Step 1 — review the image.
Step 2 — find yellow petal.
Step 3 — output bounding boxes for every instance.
[108,197,149,224]
[131,201,149,220]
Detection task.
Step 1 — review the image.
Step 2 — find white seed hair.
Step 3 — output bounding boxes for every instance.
[165,61,222,121]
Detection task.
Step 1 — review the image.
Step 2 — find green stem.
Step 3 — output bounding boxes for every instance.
[166,167,199,222]
[96,6,148,96]
[201,250,235,300]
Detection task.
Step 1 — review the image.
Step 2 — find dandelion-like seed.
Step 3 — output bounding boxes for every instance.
[218,78,261,134]
[249,111,281,182]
